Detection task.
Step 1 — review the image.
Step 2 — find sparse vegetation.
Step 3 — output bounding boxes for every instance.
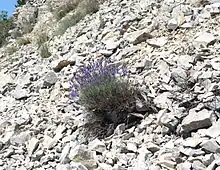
[71,59,136,123]
[36,32,49,49]
[21,19,34,34]
[39,43,51,58]
[0,11,14,47]
[53,0,81,21]
[16,0,26,7]
[16,36,31,46]
[53,0,99,36]
[6,45,18,55]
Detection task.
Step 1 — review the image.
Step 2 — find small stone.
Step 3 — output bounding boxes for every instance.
[182,137,202,148]
[146,142,160,153]
[181,109,213,134]
[125,28,153,45]
[127,142,138,153]
[59,143,71,163]
[205,120,220,138]
[56,163,88,170]
[4,148,14,158]
[27,137,39,156]
[104,39,120,50]
[43,135,58,150]
[13,85,28,100]
[176,162,192,170]
[69,145,97,169]
[167,18,179,30]
[53,60,75,73]
[88,138,106,153]
[200,139,220,153]
[194,32,216,48]
[192,160,206,170]
[147,37,168,48]
[43,71,58,87]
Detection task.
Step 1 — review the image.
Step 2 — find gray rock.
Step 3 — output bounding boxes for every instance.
[192,160,206,170]
[182,137,202,148]
[205,120,220,138]
[193,32,216,48]
[125,28,153,44]
[27,137,39,156]
[13,85,28,99]
[147,37,168,48]
[4,148,14,158]
[10,131,31,145]
[43,71,58,87]
[56,163,88,170]
[200,139,220,153]
[88,138,106,153]
[127,142,138,153]
[176,162,192,170]
[167,18,179,30]
[181,109,213,134]
[146,142,160,153]
[171,67,188,84]
[59,143,71,163]
[157,110,179,131]
[68,145,97,169]
[104,39,120,50]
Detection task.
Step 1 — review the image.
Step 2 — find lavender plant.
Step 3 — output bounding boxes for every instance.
[70,59,136,122]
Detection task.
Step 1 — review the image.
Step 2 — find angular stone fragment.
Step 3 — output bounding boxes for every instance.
[194,32,216,48]
[43,71,58,87]
[205,120,220,138]
[13,85,28,100]
[56,163,88,170]
[27,137,39,156]
[88,138,106,153]
[200,139,220,153]
[176,162,192,170]
[146,142,160,153]
[68,145,97,169]
[181,109,213,133]
[147,37,168,48]
[125,28,153,45]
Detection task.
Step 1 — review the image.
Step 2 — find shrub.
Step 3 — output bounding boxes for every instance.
[53,0,80,21]
[6,45,18,55]
[70,59,136,123]
[21,20,34,34]
[39,43,51,58]
[36,32,49,49]
[0,11,14,47]
[16,36,31,46]
[53,0,99,36]
[16,0,26,7]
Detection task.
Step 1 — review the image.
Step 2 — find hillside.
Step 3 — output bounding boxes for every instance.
[1,0,220,169]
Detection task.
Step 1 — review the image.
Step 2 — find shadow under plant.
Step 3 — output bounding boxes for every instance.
[70,59,155,140]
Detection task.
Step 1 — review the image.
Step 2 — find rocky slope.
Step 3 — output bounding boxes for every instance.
[1,0,220,169]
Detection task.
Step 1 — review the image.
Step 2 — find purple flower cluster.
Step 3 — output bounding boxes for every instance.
[70,59,127,98]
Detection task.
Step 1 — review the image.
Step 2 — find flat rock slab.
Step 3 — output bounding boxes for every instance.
[181,109,213,134]
[125,28,153,45]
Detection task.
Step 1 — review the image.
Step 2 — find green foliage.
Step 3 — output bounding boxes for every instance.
[39,43,51,58]
[0,11,14,47]
[16,37,31,46]
[6,45,18,55]
[36,32,49,49]
[53,0,99,36]
[53,0,80,21]
[21,19,34,34]
[80,79,135,115]
[16,0,26,7]
[71,60,136,123]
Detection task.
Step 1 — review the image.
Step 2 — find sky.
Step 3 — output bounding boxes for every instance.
[0,0,17,16]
